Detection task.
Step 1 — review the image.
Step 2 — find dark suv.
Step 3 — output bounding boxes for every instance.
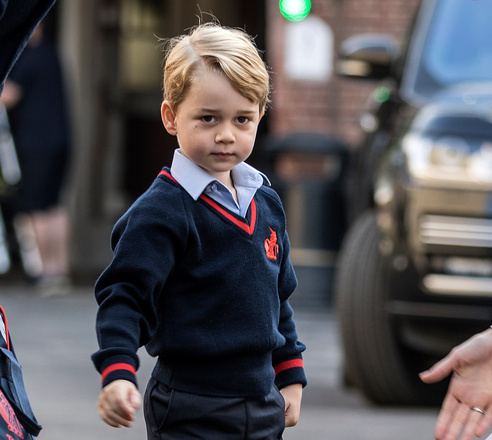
[335,0,492,405]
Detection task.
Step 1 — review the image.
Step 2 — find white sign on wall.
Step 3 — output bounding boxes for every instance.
[284,15,334,81]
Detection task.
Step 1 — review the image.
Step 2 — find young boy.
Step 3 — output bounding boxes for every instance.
[92,22,307,439]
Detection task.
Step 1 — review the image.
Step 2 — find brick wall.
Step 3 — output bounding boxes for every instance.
[267,0,421,147]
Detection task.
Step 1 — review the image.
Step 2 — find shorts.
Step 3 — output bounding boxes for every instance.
[144,377,285,440]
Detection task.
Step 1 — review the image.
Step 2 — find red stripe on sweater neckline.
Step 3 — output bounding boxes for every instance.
[200,195,256,235]
[159,170,177,182]
[159,170,256,235]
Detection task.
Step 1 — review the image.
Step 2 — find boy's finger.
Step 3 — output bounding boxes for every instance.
[104,411,133,428]
[129,388,142,410]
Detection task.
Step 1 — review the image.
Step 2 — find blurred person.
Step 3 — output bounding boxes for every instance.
[0,3,58,437]
[1,21,71,295]
[92,22,306,439]
[420,327,492,440]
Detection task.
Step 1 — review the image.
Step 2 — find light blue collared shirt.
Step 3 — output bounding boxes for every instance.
[170,149,270,217]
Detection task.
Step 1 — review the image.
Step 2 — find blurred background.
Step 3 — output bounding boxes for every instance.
[16,0,418,283]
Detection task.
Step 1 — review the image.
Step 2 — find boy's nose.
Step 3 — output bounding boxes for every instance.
[215,124,235,144]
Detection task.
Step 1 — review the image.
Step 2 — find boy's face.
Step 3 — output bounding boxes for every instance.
[161,68,264,185]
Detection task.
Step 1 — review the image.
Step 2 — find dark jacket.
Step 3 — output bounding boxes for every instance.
[0,0,56,93]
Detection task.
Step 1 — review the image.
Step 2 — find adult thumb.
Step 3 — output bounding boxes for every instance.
[419,356,453,383]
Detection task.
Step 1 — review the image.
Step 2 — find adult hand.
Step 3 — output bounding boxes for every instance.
[420,328,492,440]
[0,79,22,109]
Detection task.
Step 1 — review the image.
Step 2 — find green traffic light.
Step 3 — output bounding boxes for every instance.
[373,86,391,103]
[279,0,311,21]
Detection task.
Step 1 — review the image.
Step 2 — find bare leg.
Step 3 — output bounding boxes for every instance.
[23,206,71,295]
[13,213,43,278]
[30,206,70,276]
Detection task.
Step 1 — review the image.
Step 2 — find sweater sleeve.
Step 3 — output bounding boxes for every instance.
[273,300,307,390]
[91,184,185,388]
[273,225,307,390]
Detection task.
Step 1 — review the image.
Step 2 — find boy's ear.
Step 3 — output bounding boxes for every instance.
[161,100,177,135]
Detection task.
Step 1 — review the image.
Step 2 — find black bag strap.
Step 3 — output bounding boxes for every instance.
[0,306,42,437]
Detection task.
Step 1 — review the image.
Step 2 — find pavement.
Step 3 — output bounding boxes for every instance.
[0,279,443,440]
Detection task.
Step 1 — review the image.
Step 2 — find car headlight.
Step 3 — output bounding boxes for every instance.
[403,133,492,184]
[430,136,469,169]
[468,142,492,183]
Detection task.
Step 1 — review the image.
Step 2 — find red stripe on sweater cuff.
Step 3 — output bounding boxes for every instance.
[274,359,304,375]
[101,363,136,382]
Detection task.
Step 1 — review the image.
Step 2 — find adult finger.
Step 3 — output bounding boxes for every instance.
[434,393,459,439]
[474,407,492,438]
[435,399,468,440]
[420,355,454,384]
[459,408,485,440]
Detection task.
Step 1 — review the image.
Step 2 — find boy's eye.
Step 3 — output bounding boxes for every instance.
[237,116,250,124]
[201,115,215,123]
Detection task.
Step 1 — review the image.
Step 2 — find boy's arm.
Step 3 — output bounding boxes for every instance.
[92,191,181,407]
[272,297,307,390]
[273,299,306,428]
[273,229,307,391]
[274,300,305,427]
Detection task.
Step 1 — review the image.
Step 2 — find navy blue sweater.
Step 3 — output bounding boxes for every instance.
[92,168,307,397]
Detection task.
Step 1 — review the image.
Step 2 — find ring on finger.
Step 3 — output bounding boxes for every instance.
[471,407,486,415]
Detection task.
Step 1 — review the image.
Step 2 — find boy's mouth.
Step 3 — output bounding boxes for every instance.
[212,152,234,159]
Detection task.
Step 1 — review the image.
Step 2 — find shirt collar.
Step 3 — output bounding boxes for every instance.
[170,149,270,200]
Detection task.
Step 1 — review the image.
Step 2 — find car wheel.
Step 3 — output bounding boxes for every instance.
[335,210,444,405]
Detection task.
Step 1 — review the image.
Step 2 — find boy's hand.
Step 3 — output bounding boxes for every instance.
[280,383,303,427]
[97,379,142,428]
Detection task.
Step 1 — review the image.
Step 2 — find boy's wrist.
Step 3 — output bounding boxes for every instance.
[280,382,303,393]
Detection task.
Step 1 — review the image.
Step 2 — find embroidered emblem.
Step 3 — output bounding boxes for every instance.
[265,228,279,260]
[0,391,24,438]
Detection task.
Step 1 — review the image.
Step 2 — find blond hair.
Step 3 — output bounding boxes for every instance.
[163,23,270,112]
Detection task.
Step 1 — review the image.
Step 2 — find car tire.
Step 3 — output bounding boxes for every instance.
[335,209,444,405]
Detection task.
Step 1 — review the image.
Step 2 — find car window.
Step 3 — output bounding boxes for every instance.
[423,1,492,85]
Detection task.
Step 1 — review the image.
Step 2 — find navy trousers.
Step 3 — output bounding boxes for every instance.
[144,377,285,439]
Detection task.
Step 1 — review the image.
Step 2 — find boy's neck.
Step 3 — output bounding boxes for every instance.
[217,172,238,203]
[229,181,238,204]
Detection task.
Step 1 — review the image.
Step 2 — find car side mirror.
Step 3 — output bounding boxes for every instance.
[336,34,400,80]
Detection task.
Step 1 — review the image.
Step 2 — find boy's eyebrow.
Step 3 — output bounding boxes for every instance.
[198,107,258,115]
